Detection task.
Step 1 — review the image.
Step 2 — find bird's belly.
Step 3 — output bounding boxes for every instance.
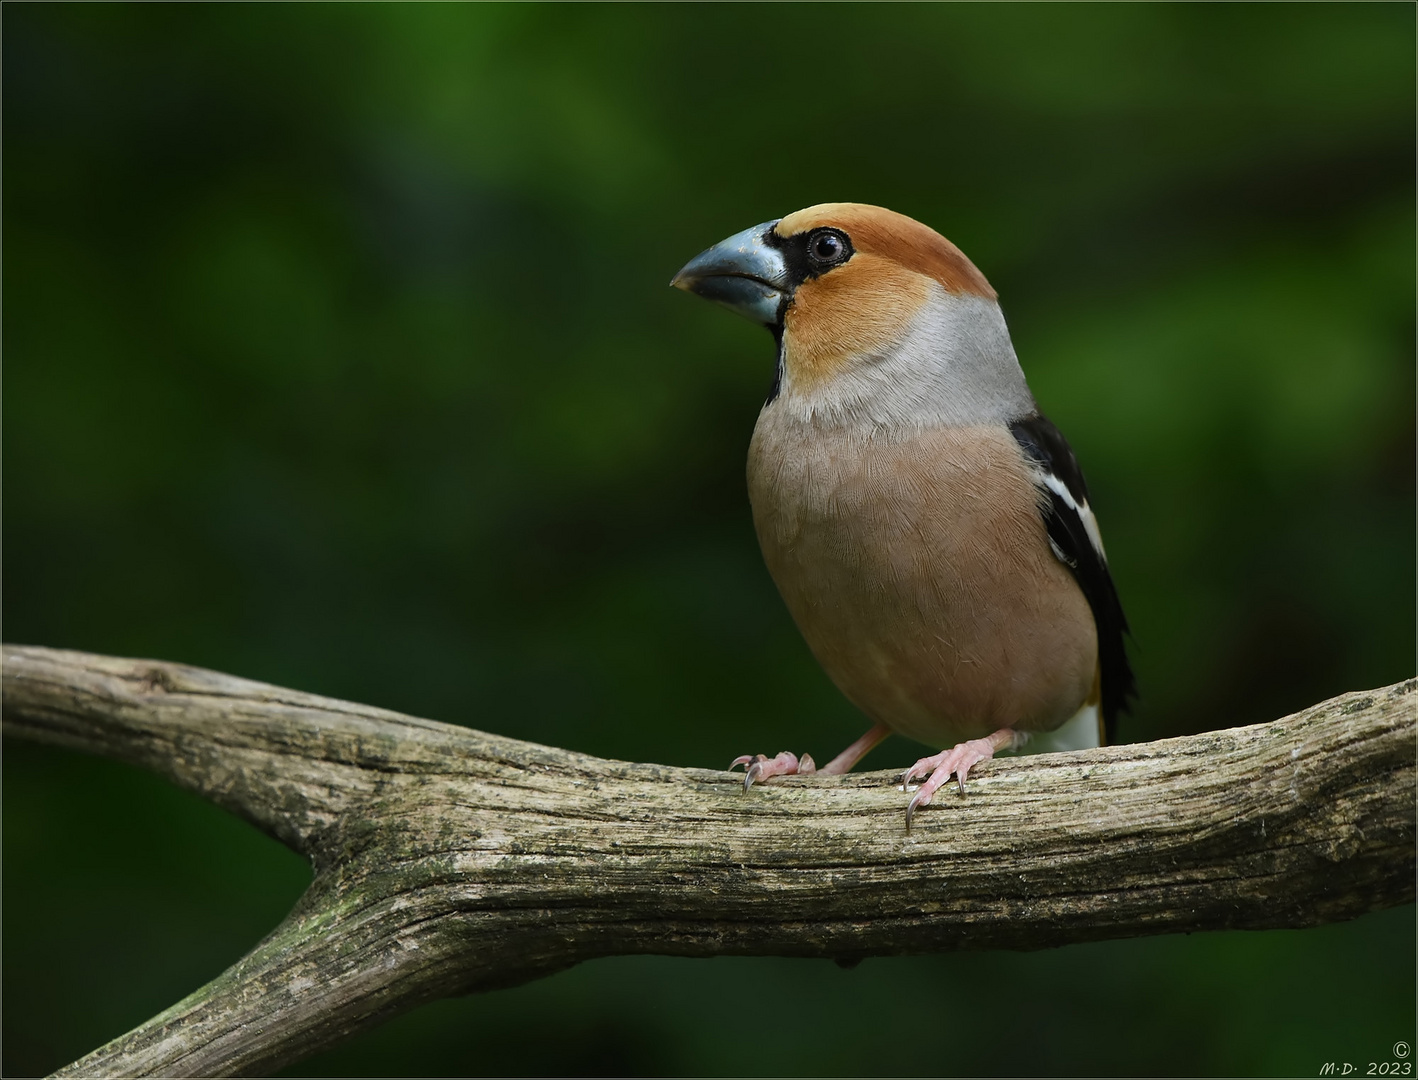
[748,420,1097,748]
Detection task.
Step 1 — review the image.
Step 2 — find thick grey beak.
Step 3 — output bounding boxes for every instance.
[671,220,788,327]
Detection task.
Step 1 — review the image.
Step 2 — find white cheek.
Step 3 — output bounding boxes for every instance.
[774,286,1036,433]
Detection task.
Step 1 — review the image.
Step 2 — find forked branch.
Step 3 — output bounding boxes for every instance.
[3,644,1413,1078]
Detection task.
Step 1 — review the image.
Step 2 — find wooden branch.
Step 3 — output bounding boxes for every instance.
[3,645,1413,1078]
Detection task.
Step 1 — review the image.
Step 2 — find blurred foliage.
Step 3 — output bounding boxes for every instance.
[3,5,1413,1077]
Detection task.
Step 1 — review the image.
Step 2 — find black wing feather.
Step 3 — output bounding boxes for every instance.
[1009,413,1135,742]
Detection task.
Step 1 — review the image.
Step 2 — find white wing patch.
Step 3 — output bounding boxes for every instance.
[1041,472,1107,562]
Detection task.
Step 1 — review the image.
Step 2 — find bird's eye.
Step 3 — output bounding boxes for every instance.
[806,229,850,267]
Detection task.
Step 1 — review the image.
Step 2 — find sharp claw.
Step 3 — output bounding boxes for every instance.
[907,776,930,827]
[729,755,753,771]
[743,762,759,791]
[956,755,983,795]
[732,750,810,792]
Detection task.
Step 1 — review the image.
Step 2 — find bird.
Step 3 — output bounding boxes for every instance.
[670,203,1134,827]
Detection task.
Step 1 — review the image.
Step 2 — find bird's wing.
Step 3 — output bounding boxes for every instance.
[1009,413,1136,742]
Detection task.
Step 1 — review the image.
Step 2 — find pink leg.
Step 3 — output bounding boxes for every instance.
[901,728,1022,829]
[730,722,892,791]
[818,722,892,775]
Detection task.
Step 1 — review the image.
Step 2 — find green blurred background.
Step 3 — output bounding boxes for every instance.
[4,5,1414,1076]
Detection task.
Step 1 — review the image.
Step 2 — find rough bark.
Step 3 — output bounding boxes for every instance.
[2,644,1413,1078]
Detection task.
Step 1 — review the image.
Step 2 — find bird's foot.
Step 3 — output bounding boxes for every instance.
[729,751,817,791]
[900,728,1019,828]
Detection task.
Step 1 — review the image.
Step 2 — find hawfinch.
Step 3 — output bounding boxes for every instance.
[672,203,1134,827]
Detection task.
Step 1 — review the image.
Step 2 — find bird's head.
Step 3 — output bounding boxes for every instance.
[673,203,1031,427]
